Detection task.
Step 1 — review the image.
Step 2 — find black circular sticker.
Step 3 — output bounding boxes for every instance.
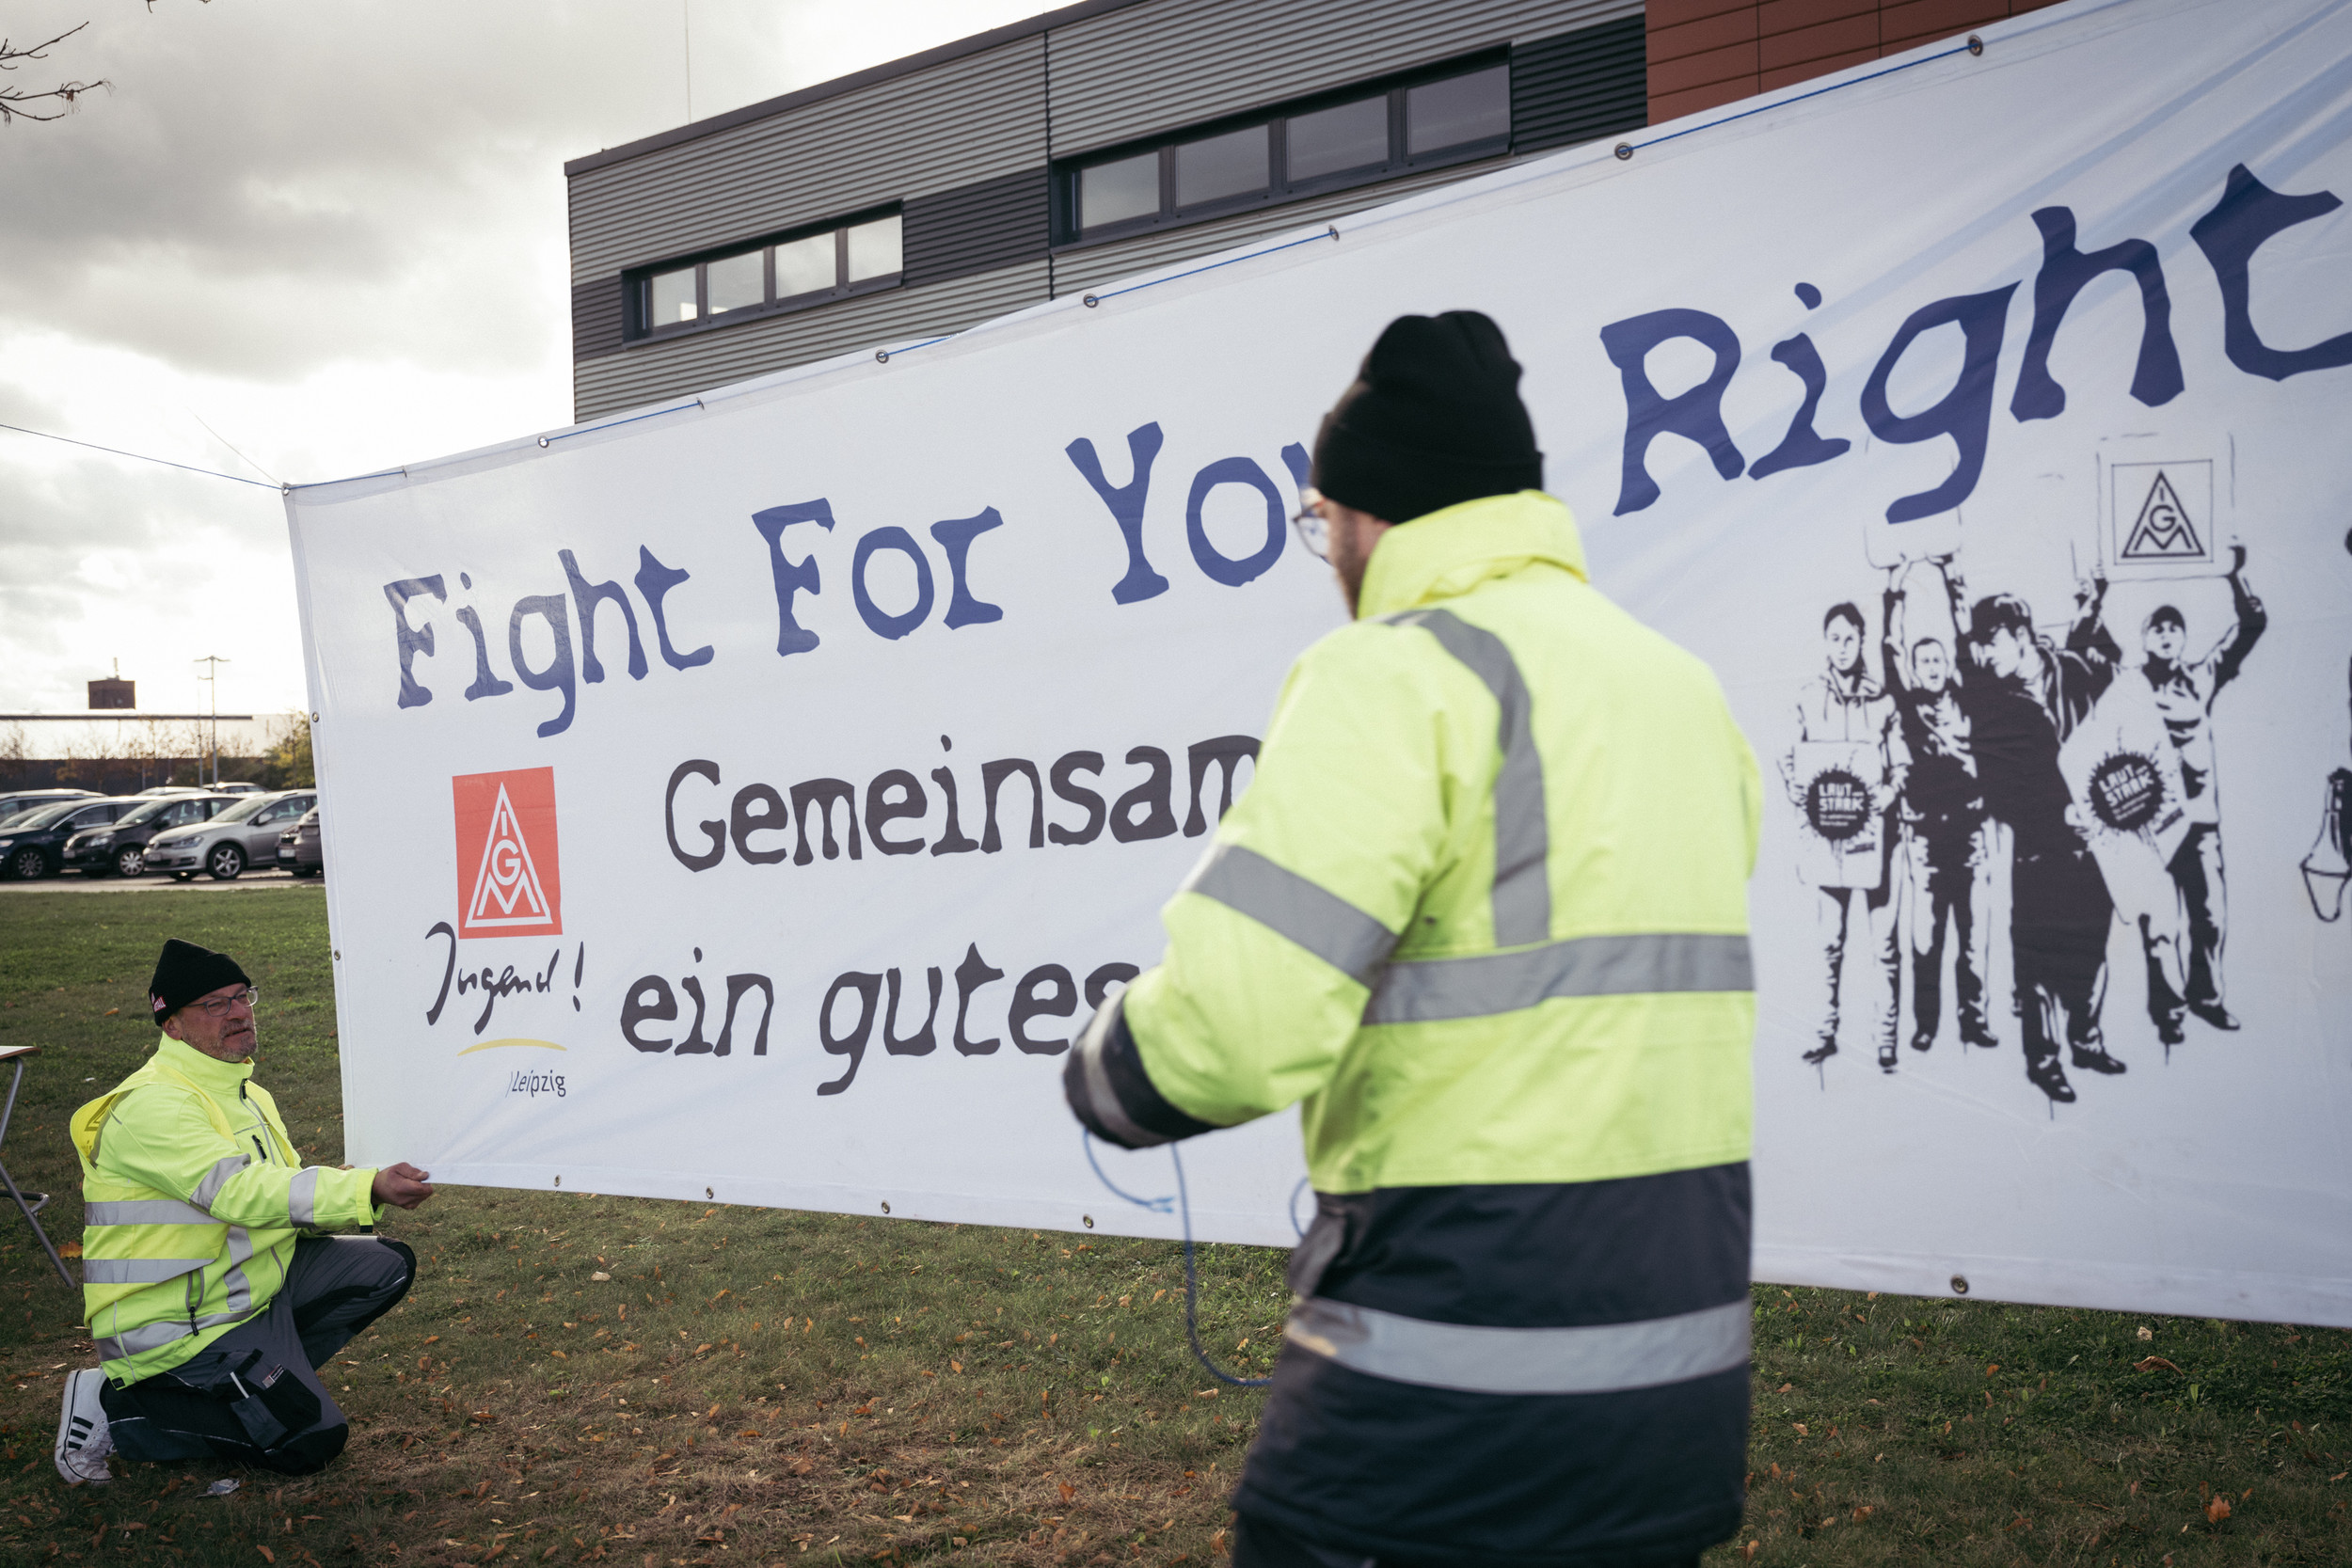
[2089,752,2163,832]
[1805,768,1871,842]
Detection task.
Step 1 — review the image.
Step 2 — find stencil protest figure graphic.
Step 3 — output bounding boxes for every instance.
[2306,632,2352,922]
[2114,546,2265,1041]
[1781,603,1903,1071]
[1952,567,2123,1106]
[1883,562,1995,1056]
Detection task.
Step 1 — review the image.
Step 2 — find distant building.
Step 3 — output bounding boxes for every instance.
[87,677,135,710]
[564,0,2065,423]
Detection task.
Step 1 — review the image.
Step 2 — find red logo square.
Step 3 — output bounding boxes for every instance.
[453,767,563,939]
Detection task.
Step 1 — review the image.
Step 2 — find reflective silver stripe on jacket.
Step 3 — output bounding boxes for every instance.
[1383,609,1550,946]
[288,1167,322,1227]
[221,1226,256,1316]
[84,1198,217,1227]
[190,1154,249,1208]
[1286,1296,1751,1396]
[1070,998,1169,1150]
[83,1258,215,1286]
[1364,932,1755,1026]
[97,1305,257,1363]
[1183,844,1396,985]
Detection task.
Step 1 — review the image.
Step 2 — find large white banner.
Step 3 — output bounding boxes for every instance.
[292,0,2352,1325]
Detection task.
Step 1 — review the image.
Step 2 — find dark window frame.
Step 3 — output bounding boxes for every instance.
[623,203,906,345]
[1052,49,1511,250]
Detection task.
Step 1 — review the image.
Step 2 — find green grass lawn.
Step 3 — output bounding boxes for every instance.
[0,888,2345,1566]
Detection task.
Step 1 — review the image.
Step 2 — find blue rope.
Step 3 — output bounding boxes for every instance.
[537,399,704,448]
[1620,40,1979,157]
[1170,1144,1274,1388]
[1080,1130,1275,1388]
[0,420,279,490]
[1083,227,1340,309]
[1081,1129,1173,1213]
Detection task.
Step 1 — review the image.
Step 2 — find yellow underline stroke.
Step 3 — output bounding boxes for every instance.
[456,1037,569,1055]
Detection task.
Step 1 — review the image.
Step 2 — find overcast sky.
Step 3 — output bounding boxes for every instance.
[0,0,1057,725]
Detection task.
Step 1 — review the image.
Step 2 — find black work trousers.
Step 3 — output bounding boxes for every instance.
[1234,1512,1702,1568]
[101,1234,416,1476]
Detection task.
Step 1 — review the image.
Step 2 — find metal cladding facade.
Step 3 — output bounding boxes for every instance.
[565,0,1646,423]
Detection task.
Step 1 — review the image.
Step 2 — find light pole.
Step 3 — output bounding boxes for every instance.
[194,655,230,785]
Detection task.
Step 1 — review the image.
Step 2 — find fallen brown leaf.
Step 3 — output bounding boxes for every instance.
[2205,1497,2231,1525]
[1058,1481,1077,1503]
[2134,1356,2182,1374]
[60,1242,83,1259]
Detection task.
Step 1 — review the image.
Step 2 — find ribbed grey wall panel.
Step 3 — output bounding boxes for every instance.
[1048,0,1641,156]
[567,37,1044,285]
[573,261,1050,423]
[1048,154,1514,301]
[572,276,625,362]
[1513,17,1647,153]
[904,168,1052,288]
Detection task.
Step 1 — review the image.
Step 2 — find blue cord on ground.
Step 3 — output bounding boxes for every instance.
[1082,1130,1284,1389]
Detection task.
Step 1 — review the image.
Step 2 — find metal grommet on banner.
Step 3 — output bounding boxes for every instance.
[1082,1214,1095,1229]
[1613,142,1634,161]
[1327,225,1339,241]
[874,349,890,364]
[880,1200,892,1214]
[1082,294,1100,309]
[1967,33,1983,55]
[1950,1274,1971,1295]
[536,436,550,448]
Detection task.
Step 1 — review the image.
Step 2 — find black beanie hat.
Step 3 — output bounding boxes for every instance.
[1310,310,1543,526]
[149,939,251,1024]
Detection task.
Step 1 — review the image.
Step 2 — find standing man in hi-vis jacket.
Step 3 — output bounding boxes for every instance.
[1066,313,1759,1568]
[55,940,435,1485]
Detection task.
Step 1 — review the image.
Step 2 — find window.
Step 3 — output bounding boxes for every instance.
[1059,56,1510,244]
[629,211,903,341]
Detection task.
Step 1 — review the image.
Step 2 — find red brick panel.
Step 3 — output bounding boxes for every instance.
[1760,13,1883,71]
[1646,0,1762,27]
[1651,0,2080,123]
[1760,45,1880,90]
[1758,0,1882,34]
[1651,5,1762,58]
[1649,79,1763,122]
[1879,0,2013,51]
[1649,37,1763,97]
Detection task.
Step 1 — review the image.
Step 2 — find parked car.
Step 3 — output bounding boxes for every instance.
[135,784,215,798]
[278,805,323,878]
[62,793,239,878]
[144,789,317,880]
[0,797,145,880]
[0,788,100,825]
[215,782,265,794]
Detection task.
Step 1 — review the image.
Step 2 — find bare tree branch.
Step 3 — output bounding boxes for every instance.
[0,22,105,125]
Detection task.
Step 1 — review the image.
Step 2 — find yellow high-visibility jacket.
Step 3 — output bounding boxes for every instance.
[72,1037,382,1386]
[1067,490,1759,1564]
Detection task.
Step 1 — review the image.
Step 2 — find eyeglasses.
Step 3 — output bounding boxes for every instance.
[185,988,259,1017]
[1290,488,1330,562]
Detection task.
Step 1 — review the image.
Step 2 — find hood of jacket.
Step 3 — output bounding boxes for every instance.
[1354,490,1588,622]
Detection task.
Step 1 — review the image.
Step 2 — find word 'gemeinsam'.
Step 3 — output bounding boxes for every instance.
[662,732,1259,871]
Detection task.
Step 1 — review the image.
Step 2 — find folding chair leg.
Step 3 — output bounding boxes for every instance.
[0,1162,73,1290]
[0,1059,74,1291]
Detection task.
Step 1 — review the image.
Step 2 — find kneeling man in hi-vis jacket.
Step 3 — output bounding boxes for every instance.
[55,940,436,1484]
[1067,313,1759,1568]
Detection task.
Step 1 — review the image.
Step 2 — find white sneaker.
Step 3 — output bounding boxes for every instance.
[54,1368,113,1486]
